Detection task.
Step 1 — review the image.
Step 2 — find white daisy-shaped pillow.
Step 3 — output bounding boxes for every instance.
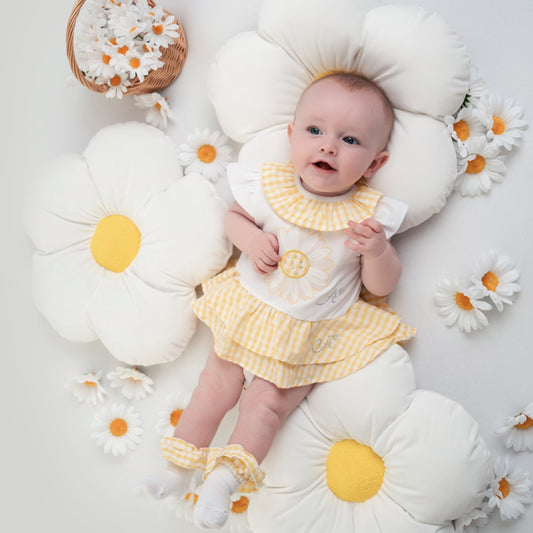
[249,344,492,533]
[24,122,232,366]
[208,0,470,231]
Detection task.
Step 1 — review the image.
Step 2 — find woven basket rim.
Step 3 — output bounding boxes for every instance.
[66,0,187,95]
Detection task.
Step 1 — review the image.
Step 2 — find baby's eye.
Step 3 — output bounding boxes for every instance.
[308,127,322,135]
[343,136,359,145]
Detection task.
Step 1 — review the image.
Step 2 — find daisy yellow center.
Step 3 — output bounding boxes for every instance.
[516,415,533,430]
[109,418,128,437]
[102,53,111,65]
[492,116,506,136]
[482,271,499,292]
[91,215,141,273]
[231,496,249,514]
[466,155,486,174]
[498,477,510,499]
[453,119,470,141]
[110,75,122,87]
[197,144,217,163]
[170,409,183,427]
[326,439,385,502]
[455,292,474,311]
[84,381,97,386]
[280,250,310,279]
[153,23,163,35]
[185,492,199,503]
[129,57,140,69]
[118,45,129,55]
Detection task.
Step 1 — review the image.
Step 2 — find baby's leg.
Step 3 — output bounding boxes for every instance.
[139,348,244,500]
[194,378,312,528]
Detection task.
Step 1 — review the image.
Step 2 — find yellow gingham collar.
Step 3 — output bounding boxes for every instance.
[262,162,382,231]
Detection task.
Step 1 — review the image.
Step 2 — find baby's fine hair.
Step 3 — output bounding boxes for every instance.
[307,72,395,139]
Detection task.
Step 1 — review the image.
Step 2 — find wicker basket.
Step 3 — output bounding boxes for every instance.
[66,0,187,95]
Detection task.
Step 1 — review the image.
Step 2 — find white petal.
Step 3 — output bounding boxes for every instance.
[83,122,183,217]
[258,0,372,76]
[374,390,492,524]
[208,31,309,143]
[132,175,231,290]
[87,271,197,365]
[356,5,469,116]
[24,154,103,253]
[371,111,457,232]
[307,344,415,442]
[32,247,101,342]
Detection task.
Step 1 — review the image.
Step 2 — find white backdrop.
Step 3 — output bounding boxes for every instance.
[2,1,533,532]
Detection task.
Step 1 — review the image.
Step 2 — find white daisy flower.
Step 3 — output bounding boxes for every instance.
[433,278,492,333]
[106,366,154,400]
[444,105,486,158]
[108,10,146,43]
[66,371,107,405]
[455,137,506,197]
[134,92,174,129]
[476,94,528,151]
[264,227,335,305]
[178,129,234,182]
[461,64,489,109]
[120,48,162,82]
[496,403,533,452]
[453,502,491,533]
[105,71,131,99]
[166,479,199,522]
[144,12,180,49]
[91,403,143,456]
[227,492,254,533]
[84,43,116,81]
[470,251,520,311]
[156,391,192,436]
[486,456,533,521]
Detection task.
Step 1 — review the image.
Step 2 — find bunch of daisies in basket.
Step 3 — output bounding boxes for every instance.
[73,0,179,99]
[445,66,528,197]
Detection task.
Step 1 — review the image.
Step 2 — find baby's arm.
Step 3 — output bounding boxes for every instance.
[225,201,281,274]
[344,218,401,297]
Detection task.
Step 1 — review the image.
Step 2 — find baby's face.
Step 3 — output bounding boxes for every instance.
[288,78,391,197]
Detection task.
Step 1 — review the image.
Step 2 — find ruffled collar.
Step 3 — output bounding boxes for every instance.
[262,162,382,231]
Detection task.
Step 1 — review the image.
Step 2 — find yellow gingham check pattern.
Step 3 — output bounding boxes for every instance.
[160,437,264,492]
[262,162,383,231]
[193,268,415,389]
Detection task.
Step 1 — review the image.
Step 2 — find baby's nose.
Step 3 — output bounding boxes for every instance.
[320,141,337,155]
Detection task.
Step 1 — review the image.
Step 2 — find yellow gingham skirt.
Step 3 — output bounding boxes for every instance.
[193,267,415,389]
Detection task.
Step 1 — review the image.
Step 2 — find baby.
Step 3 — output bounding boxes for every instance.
[140,72,414,529]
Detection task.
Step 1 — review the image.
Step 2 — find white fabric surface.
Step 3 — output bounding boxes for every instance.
[4,1,533,532]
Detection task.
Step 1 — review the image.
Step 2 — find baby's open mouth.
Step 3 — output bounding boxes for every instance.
[314,161,335,171]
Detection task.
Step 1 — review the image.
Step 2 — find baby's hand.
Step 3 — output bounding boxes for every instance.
[344,219,388,257]
[247,232,281,274]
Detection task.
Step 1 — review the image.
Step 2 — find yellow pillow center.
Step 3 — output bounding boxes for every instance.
[326,439,385,502]
[91,215,141,273]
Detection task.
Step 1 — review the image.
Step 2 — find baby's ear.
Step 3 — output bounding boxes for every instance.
[287,122,294,140]
[363,151,389,178]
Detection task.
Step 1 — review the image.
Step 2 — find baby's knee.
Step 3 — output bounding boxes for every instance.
[241,386,289,426]
[195,367,242,409]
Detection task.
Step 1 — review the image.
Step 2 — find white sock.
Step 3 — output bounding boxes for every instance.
[193,464,240,529]
[136,463,194,500]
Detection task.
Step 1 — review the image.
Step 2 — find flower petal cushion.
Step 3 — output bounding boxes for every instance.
[24,122,232,366]
[248,344,492,533]
[208,0,470,231]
